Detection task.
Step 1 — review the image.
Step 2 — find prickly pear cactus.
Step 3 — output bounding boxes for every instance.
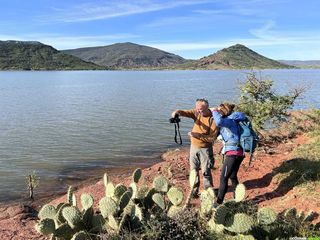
[207,217,224,233]
[129,182,138,199]
[54,223,74,239]
[80,193,94,210]
[257,207,277,225]
[106,182,115,197]
[99,196,118,218]
[167,206,183,218]
[62,206,83,229]
[235,183,246,202]
[132,168,142,183]
[200,188,215,216]
[71,230,90,240]
[119,191,133,211]
[235,234,256,240]
[152,193,166,210]
[91,214,106,232]
[303,210,316,222]
[214,205,229,225]
[167,186,184,206]
[284,207,297,218]
[114,184,127,200]
[35,218,56,235]
[38,204,57,220]
[225,213,255,233]
[103,173,109,187]
[108,215,119,231]
[153,175,170,192]
[67,186,74,205]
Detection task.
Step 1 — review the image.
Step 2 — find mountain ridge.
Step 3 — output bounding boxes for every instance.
[63,42,187,69]
[0,40,104,70]
[0,40,297,70]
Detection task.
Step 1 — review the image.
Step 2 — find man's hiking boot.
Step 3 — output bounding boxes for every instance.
[191,191,200,199]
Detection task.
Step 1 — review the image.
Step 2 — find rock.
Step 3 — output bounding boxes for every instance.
[7,204,25,218]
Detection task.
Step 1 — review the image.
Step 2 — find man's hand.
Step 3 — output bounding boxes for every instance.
[171,110,179,118]
[210,107,219,112]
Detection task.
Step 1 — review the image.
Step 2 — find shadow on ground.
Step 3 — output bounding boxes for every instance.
[243,157,320,203]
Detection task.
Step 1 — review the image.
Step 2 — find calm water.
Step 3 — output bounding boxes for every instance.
[0,69,319,203]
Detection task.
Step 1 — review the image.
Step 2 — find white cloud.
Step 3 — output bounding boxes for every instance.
[42,0,211,23]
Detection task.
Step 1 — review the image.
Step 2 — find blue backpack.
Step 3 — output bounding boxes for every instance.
[238,119,259,165]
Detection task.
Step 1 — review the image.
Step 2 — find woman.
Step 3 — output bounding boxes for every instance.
[211,103,247,205]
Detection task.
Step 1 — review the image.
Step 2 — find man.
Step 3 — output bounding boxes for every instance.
[171,98,218,197]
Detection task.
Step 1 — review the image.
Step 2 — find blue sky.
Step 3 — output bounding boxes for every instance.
[0,0,319,60]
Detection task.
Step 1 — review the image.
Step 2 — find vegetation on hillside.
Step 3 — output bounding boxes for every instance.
[0,41,105,70]
[63,42,187,69]
[195,44,295,70]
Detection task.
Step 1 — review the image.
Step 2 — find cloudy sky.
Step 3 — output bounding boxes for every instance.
[0,0,319,60]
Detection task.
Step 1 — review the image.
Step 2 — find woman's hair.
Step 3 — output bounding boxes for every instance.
[219,102,235,116]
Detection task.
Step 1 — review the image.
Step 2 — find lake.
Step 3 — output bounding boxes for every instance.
[0,69,319,203]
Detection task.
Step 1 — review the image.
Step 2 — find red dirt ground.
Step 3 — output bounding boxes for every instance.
[0,130,319,240]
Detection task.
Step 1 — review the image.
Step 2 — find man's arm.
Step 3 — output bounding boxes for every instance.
[171,109,196,120]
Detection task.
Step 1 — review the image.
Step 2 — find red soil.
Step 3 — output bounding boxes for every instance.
[0,131,319,240]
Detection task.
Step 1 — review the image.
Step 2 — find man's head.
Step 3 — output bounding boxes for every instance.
[196,98,210,116]
[218,102,235,116]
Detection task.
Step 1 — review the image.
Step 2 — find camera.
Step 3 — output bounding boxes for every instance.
[169,115,181,124]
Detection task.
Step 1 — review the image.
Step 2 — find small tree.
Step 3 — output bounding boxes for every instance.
[26,170,40,200]
[237,72,305,131]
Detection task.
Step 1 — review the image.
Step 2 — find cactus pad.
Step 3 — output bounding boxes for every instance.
[35,218,56,235]
[99,196,118,218]
[54,223,74,238]
[225,213,254,233]
[167,206,183,218]
[103,173,109,187]
[38,204,57,220]
[114,184,127,200]
[214,205,229,225]
[71,231,90,240]
[167,187,184,206]
[207,217,224,233]
[258,207,277,225]
[133,168,142,183]
[119,191,133,211]
[235,183,246,202]
[91,214,106,232]
[108,215,119,230]
[105,182,115,197]
[80,193,94,210]
[62,206,83,229]
[153,175,170,192]
[152,193,165,210]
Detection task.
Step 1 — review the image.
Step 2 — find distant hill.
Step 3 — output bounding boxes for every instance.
[279,60,320,69]
[63,42,187,69]
[191,44,294,69]
[0,40,104,70]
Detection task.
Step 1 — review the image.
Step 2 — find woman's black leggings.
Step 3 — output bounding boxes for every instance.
[217,155,245,204]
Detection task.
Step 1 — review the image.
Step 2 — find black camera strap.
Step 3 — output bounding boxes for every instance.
[174,122,182,145]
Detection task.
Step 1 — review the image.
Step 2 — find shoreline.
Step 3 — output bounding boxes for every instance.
[1,110,320,239]
[0,155,162,208]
